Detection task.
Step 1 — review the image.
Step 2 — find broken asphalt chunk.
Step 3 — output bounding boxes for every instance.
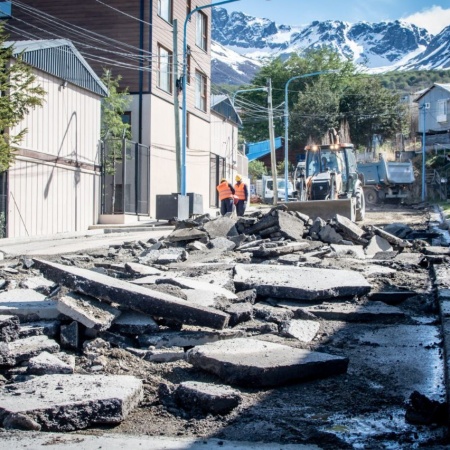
[0,374,143,431]
[186,337,348,388]
[33,259,229,330]
[234,264,371,301]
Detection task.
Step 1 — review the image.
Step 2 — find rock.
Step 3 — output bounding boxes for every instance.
[27,351,74,374]
[186,337,349,388]
[0,289,60,321]
[234,264,371,301]
[253,303,294,324]
[110,311,159,335]
[365,235,393,257]
[0,315,20,343]
[319,225,343,244]
[60,321,79,350]
[174,381,242,415]
[225,303,253,326]
[280,320,320,342]
[0,374,143,431]
[203,217,238,239]
[209,237,236,251]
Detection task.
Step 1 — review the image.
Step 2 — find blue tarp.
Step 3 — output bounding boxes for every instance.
[246,137,283,161]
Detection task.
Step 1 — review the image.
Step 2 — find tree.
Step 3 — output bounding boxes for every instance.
[0,24,45,171]
[248,160,267,181]
[100,69,131,212]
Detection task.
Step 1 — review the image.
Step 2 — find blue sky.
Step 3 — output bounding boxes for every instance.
[220,0,450,34]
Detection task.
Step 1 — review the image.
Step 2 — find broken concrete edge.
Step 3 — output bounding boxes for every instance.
[32,259,230,330]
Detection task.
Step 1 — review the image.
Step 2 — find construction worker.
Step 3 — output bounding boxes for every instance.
[217,177,235,216]
[234,174,248,217]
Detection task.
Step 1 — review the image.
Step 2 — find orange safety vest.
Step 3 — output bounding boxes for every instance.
[234,182,246,200]
[217,182,233,201]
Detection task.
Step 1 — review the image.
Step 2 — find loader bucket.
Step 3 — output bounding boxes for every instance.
[281,198,356,222]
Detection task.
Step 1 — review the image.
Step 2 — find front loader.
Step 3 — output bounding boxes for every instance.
[283,142,365,222]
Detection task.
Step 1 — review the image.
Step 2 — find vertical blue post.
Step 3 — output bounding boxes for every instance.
[421,104,426,201]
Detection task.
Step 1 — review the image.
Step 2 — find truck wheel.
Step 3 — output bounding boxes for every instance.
[355,188,365,222]
[364,188,378,205]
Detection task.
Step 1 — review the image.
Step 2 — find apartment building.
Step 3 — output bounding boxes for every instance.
[8,0,215,218]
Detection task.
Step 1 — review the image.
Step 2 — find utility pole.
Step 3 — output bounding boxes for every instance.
[267,78,278,204]
[173,19,181,194]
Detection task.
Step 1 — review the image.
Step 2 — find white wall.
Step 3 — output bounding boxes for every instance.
[8,68,101,237]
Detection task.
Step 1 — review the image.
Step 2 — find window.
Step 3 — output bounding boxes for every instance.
[196,11,207,51]
[121,112,131,127]
[157,45,172,94]
[158,0,172,23]
[437,99,448,123]
[195,71,207,112]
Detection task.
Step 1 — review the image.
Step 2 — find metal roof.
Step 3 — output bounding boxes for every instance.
[414,83,450,103]
[211,94,242,126]
[4,39,108,97]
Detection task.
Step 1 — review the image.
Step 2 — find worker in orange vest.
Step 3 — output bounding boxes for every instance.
[217,177,235,216]
[234,174,248,216]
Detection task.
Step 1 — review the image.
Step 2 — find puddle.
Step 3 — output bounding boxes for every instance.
[321,408,447,448]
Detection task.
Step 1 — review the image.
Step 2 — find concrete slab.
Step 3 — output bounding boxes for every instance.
[186,337,348,388]
[19,276,57,293]
[138,329,246,349]
[19,320,60,339]
[124,262,162,276]
[33,259,229,330]
[234,264,371,301]
[0,374,143,431]
[330,244,366,259]
[57,292,121,331]
[27,351,74,374]
[280,320,320,342]
[167,228,208,243]
[174,381,242,415]
[1,335,59,366]
[333,214,366,241]
[0,289,59,321]
[299,301,406,322]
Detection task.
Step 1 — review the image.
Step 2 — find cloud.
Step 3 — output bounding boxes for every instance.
[402,6,450,35]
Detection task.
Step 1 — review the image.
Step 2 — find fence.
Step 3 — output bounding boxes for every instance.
[101,139,150,215]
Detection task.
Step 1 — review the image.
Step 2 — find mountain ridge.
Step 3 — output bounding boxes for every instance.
[211,8,450,85]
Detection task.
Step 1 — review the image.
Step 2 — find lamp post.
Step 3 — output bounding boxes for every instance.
[232,87,268,106]
[283,70,338,202]
[181,0,240,196]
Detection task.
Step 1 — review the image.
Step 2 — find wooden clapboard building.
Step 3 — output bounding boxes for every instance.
[7,0,214,218]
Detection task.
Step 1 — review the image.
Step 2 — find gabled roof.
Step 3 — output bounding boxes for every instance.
[4,39,108,97]
[415,83,450,103]
[211,94,242,126]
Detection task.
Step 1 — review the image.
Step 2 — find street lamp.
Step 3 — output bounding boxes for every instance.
[232,87,268,106]
[181,0,241,196]
[283,70,338,202]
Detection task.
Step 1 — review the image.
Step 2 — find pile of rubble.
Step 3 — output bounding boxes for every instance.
[0,205,446,433]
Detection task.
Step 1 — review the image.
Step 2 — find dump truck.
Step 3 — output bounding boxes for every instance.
[283,142,365,222]
[357,156,415,204]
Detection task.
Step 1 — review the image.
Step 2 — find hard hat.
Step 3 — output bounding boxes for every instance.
[235,174,242,181]
[220,177,227,183]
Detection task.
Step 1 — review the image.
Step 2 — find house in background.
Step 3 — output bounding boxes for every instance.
[9,0,217,219]
[3,39,107,238]
[415,83,450,151]
[210,94,245,207]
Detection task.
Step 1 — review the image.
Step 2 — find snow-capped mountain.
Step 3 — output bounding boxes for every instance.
[211,8,448,85]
